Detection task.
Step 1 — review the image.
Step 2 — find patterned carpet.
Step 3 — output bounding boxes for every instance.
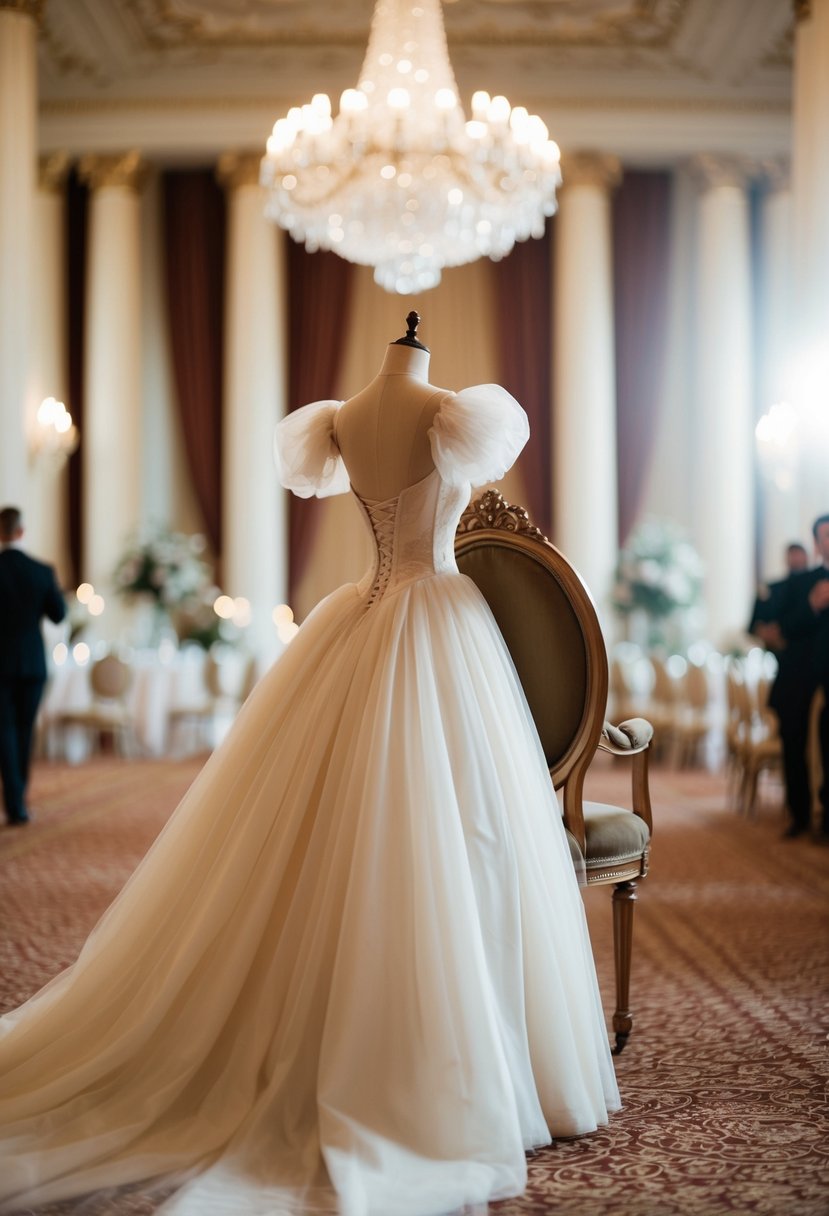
[1,757,827,1215]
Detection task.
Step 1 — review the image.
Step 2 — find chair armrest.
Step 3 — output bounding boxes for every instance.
[597,717,654,836]
[599,717,654,755]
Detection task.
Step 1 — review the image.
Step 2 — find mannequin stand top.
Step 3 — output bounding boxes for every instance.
[336,337,450,504]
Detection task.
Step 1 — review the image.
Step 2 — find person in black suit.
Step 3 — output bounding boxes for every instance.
[0,506,66,825]
[775,514,829,840]
[748,541,809,650]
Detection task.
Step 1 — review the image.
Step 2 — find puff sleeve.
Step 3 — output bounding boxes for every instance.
[274,400,350,499]
[428,384,529,488]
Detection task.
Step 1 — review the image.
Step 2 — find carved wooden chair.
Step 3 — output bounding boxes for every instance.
[455,490,654,1054]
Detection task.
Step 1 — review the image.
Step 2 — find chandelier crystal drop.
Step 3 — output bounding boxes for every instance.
[260,0,561,294]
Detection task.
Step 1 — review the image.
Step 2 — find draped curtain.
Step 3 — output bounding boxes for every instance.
[66,168,88,586]
[161,169,226,561]
[491,223,554,536]
[287,242,355,598]
[612,171,672,544]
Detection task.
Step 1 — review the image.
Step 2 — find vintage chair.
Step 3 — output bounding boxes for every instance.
[455,490,653,1055]
[168,651,259,754]
[51,653,138,759]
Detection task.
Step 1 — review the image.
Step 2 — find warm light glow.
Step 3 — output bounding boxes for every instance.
[259,0,561,294]
[76,582,94,604]
[213,594,235,620]
[277,622,300,644]
[53,642,68,665]
[272,604,295,627]
[32,397,78,463]
[73,642,91,665]
[231,597,251,628]
[88,594,105,616]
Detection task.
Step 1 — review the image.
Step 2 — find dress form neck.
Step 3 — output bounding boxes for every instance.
[378,343,431,380]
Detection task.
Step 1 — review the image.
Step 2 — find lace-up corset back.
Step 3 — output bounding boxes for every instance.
[354,470,466,606]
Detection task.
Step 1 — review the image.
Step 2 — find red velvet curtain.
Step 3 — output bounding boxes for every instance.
[66,168,88,586]
[287,242,354,598]
[491,223,554,535]
[612,171,672,545]
[162,170,226,561]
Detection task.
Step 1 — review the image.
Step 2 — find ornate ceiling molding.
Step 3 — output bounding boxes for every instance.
[686,152,757,191]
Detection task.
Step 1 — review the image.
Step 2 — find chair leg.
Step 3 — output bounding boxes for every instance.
[611,879,637,1055]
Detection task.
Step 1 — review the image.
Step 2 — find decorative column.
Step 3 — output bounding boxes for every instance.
[689,155,754,646]
[552,152,621,619]
[756,161,800,575]
[28,153,72,582]
[78,152,147,636]
[0,0,38,505]
[218,153,288,661]
[791,0,829,537]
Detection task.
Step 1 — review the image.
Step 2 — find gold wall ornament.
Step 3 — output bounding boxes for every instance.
[456,490,547,544]
[216,152,264,192]
[38,151,71,194]
[77,151,149,193]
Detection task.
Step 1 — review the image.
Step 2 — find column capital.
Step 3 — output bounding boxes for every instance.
[758,157,791,193]
[0,1,43,19]
[560,152,622,193]
[216,152,263,192]
[686,153,755,192]
[77,151,148,193]
[37,152,71,194]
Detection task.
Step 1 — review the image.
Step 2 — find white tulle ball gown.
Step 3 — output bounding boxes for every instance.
[0,383,619,1216]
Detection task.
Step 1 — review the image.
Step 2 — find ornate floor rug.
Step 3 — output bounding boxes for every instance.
[1,758,827,1215]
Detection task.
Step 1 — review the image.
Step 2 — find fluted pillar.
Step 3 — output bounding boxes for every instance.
[28,153,72,583]
[78,152,147,635]
[0,1,37,505]
[218,153,288,661]
[553,153,621,618]
[757,161,800,575]
[689,155,754,645]
[791,0,829,536]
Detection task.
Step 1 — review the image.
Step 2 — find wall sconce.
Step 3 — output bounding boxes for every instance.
[755,401,799,491]
[30,396,79,465]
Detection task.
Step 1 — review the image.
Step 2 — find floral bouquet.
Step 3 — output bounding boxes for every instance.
[612,519,703,647]
[114,528,212,610]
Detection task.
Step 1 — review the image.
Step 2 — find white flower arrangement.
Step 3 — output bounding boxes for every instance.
[612,519,704,622]
[113,528,212,611]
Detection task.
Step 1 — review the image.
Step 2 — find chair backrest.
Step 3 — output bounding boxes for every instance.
[454,490,608,793]
[90,654,132,700]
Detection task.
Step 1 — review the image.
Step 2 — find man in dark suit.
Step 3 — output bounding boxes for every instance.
[776,514,829,840]
[0,506,66,825]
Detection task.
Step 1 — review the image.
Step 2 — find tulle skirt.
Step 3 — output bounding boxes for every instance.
[0,573,619,1216]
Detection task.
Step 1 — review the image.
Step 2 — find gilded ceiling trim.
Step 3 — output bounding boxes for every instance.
[120,0,687,51]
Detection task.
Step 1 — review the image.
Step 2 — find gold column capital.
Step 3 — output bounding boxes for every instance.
[686,153,755,192]
[216,151,264,191]
[77,151,149,193]
[0,0,43,20]
[38,152,71,194]
[559,152,622,193]
[758,157,791,193]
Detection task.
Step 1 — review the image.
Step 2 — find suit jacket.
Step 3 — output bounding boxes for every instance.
[775,566,829,706]
[0,548,66,680]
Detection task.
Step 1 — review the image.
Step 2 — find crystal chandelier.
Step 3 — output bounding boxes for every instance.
[260,0,561,295]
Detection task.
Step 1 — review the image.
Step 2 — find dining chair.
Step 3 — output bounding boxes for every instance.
[455,490,653,1054]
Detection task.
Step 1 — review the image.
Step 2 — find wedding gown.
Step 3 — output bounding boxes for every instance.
[0,384,619,1216]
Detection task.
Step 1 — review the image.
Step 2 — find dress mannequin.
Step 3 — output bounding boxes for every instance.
[336,314,449,502]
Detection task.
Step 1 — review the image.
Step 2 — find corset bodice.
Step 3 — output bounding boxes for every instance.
[353,468,467,606]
